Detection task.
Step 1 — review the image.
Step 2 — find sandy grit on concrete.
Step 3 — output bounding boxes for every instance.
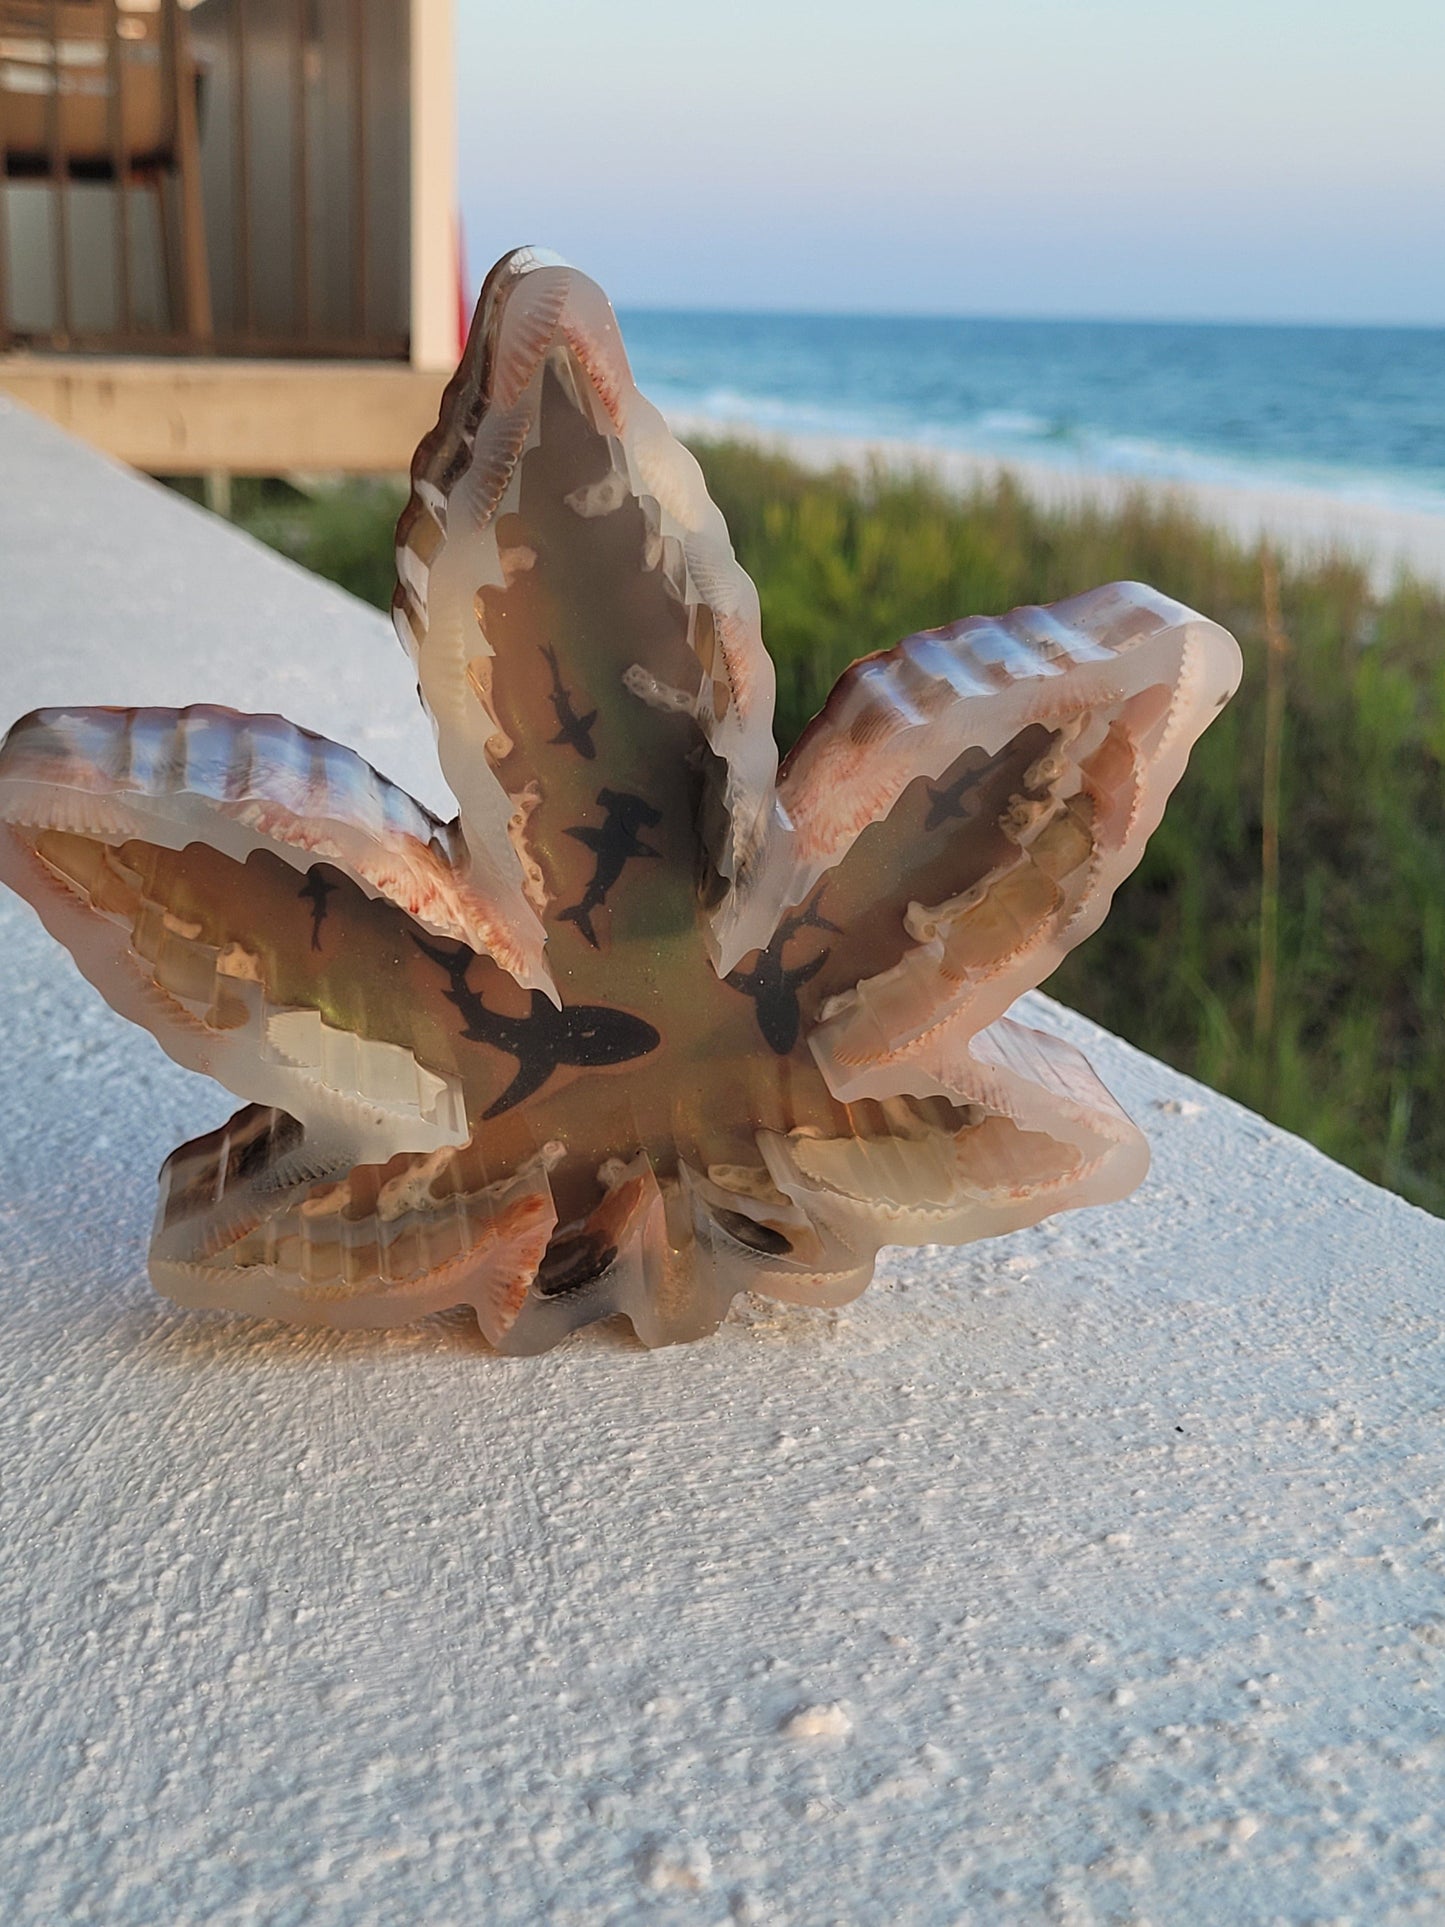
[3,398,1445,1925]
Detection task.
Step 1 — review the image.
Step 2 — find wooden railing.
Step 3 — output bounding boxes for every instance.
[0,0,407,358]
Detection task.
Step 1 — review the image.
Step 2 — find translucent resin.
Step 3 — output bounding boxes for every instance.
[0,249,1243,1352]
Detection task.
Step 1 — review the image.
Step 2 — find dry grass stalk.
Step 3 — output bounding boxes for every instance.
[1254,545,1289,1051]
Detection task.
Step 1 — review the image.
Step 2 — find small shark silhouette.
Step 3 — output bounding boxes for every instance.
[924,768,980,832]
[558,788,663,948]
[725,892,841,1056]
[542,644,598,760]
[410,932,661,1118]
[297,871,337,951]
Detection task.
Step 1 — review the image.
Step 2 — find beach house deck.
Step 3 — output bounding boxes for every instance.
[0,0,456,473]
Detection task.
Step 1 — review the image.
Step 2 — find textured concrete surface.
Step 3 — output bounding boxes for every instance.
[3,399,1445,1926]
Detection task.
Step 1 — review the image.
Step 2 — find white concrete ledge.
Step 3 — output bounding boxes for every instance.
[3,398,1444,1925]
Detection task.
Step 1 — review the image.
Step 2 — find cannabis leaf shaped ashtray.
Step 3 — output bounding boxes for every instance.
[0,250,1242,1354]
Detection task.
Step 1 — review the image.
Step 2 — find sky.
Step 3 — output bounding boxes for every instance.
[456,0,1445,325]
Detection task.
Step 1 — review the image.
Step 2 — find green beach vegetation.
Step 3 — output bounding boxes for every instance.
[188,447,1445,1217]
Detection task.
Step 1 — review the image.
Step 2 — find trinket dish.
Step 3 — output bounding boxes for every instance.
[0,248,1242,1352]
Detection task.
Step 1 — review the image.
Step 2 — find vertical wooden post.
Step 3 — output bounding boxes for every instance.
[170,0,213,344]
[408,0,457,372]
[0,23,9,347]
[233,0,253,339]
[46,0,72,342]
[293,0,311,341]
[351,0,368,343]
[105,0,134,337]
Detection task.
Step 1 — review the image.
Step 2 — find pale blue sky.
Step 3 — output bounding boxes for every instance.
[457,0,1445,324]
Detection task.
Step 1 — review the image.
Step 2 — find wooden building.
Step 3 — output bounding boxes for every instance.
[0,0,457,473]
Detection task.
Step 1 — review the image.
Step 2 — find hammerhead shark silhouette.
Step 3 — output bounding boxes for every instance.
[924,768,981,832]
[558,788,663,948]
[297,870,337,951]
[410,932,661,1118]
[725,893,841,1056]
[542,644,598,760]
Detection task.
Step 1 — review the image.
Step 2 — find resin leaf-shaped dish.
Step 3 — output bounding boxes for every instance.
[0,248,1242,1354]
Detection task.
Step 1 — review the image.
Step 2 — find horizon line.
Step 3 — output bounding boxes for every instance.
[607,303,1445,333]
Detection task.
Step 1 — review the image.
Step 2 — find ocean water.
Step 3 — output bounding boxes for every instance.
[619,312,1445,515]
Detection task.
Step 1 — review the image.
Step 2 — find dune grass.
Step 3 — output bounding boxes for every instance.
[204,446,1445,1217]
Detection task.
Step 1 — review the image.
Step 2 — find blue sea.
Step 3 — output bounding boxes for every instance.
[619,312,1445,516]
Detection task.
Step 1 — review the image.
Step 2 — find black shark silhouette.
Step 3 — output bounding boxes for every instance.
[298,871,338,951]
[924,769,981,832]
[410,932,660,1118]
[724,893,841,1056]
[542,644,598,759]
[558,788,663,948]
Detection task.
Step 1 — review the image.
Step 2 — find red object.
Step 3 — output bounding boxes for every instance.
[456,215,470,357]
